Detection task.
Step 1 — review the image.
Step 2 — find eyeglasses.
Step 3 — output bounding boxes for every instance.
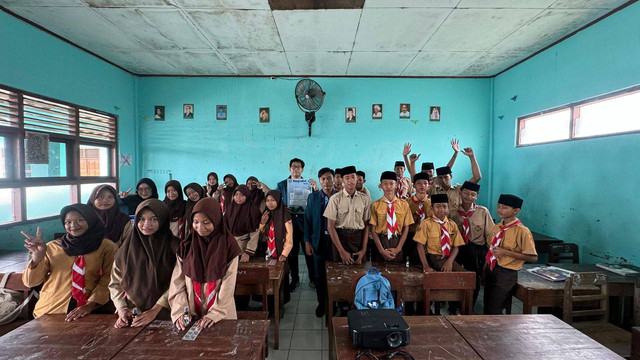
[355,349,415,360]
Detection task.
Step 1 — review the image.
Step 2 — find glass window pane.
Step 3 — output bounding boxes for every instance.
[25,141,67,178]
[80,145,110,177]
[26,185,71,219]
[518,109,571,146]
[0,188,15,224]
[81,183,115,203]
[0,137,6,178]
[574,91,640,138]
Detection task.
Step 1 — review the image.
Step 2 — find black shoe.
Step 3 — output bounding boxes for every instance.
[315,304,325,318]
[290,280,300,293]
[309,281,316,290]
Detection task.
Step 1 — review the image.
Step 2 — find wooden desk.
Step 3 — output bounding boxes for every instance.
[236,259,284,349]
[114,319,269,360]
[332,316,481,360]
[326,262,424,360]
[0,314,145,359]
[0,315,269,360]
[0,251,29,273]
[516,263,640,314]
[446,314,623,359]
[531,232,563,253]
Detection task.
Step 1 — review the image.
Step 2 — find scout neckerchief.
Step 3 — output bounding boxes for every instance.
[432,217,451,257]
[384,199,398,239]
[267,220,277,258]
[71,256,87,307]
[486,219,522,270]
[457,203,476,244]
[411,195,427,222]
[193,281,217,314]
[396,177,404,198]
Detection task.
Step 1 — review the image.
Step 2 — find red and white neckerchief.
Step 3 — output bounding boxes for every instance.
[396,177,404,198]
[177,217,184,238]
[220,193,225,213]
[457,204,476,244]
[384,199,398,239]
[193,281,217,314]
[486,219,522,270]
[411,195,426,222]
[267,220,277,258]
[432,217,451,257]
[71,256,87,307]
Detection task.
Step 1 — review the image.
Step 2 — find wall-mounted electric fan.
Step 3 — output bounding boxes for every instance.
[295,79,325,136]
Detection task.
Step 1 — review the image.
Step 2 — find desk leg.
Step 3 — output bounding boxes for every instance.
[274,282,280,350]
[522,295,532,314]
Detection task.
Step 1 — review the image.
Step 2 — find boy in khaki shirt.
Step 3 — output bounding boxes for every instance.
[483,194,537,315]
[370,171,414,263]
[393,161,413,199]
[413,194,465,272]
[404,172,432,264]
[323,166,371,264]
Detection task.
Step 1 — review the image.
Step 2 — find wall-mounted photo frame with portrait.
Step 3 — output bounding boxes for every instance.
[216,105,227,120]
[259,107,270,123]
[372,104,382,119]
[183,104,194,119]
[345,107,356,123]
[154,106,165,121]
[399,103,410,119]
[430,106,441,121]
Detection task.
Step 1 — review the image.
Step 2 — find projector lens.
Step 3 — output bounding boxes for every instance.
[387,332,402,348]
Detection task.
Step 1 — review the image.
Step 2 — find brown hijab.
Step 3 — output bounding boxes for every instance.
[163,180,186,222]
[205,172,219,197]
[87,185,130,244]
[59,204,105,256]
[177,197,241,283]
[263,190,292,256]
[224,185,261,236]
[221,174,238,211]
[115,199,180,311]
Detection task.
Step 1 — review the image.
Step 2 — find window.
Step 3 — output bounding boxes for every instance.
[517,85,640,146]
[0,84,118,227]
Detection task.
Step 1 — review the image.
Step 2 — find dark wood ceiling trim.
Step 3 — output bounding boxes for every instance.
[136,74,490,79]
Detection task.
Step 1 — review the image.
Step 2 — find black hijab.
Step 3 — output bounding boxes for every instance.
[163,180,186,222]
[87,185,130,244]
[205,172,219,197]
[122,178,159,215]
[264,190,292,248]
[59,204,105,256]
[221,174,238,211]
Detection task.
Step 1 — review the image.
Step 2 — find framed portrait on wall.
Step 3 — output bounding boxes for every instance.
[430,106,441,121]
[399,103,410,119]
[345,107,356,123]
[216,105,227,120]
[372,104,382,119]
[154,106,165,121]
[183,104,194,119]
[259,107,270,123]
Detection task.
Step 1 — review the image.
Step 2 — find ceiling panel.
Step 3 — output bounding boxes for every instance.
[403,51,482,76]
[353,8,451,51]
[173,0,270,9]
[459,50,529,76]
[363,0,459,8]
[273,9,361,51]
[424,8,543,52]
[347,52,416,75]
[287,51,350,75]
[95,8,211,50]
[457,0,556,8]
[83,0,174,7]
[0,0,84,6]
[103,50,179,74]
[550,0,629,9]
[188,9,283,51]
[219,51,291,75]
[154,50,236,75]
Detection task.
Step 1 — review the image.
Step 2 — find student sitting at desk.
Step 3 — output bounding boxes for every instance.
[87,184,131,247]
[110,199,179,328]
[169,198,241,330]
[22,204,116,320]
[484,194,537,315]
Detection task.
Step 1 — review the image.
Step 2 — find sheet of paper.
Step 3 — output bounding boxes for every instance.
[182,326,202,341]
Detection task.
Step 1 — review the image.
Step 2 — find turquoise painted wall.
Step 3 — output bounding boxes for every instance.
[491,2,640,265]
[0,11,136,249]
[135,77,491,202]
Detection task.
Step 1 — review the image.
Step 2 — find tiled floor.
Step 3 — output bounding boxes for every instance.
[264,256,525,360]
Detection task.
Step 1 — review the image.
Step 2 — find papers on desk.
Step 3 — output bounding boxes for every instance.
[527,266,575,282]
[596,263,639,276]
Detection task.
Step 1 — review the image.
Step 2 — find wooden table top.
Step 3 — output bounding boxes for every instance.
[113,319,269,359]
[519,263,640,291]
[446,314,623,359]
[0,250,29,273]
[238,258,285,281]
[332,316,481,360]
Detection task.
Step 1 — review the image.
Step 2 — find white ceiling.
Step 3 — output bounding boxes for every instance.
[1,0,629,76]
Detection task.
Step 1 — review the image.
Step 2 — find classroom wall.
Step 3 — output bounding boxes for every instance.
[490,2,640,265]
[0,11,136,249]
[136,77,491,202]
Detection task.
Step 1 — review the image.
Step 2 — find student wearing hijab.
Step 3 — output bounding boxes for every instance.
[110,199,180,328]
[183,183,205,240]
[220,174,238,214]
[169,198,241,330]
[223,185,261,262]
[22,204,116,320]
[119,178,159,215]
[164,180,186,238]
[204,172,220,199]
[88,184,131,246]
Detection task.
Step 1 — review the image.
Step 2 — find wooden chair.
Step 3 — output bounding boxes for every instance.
[350,272,404,313]
[548,243,579,263]
[422,271,475,315]
[563,271,631,358]
[235,267,269,311]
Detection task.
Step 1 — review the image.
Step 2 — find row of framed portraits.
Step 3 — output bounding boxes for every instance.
[153,104,440,123]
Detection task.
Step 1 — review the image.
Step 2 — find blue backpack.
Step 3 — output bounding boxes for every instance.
[354,267,395,310]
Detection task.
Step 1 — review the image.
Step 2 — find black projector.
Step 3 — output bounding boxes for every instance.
[347,309,410,349]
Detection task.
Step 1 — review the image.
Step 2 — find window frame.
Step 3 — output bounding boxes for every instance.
[0,84,119,228]
[516,84,640,147]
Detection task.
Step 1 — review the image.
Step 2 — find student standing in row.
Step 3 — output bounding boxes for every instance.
[484,194,537,315]
[450,181,494,308]
[119,178,159,215]
[164,180,186,238]
[404,172,432,264]
[87,184,131,246]
[369,171,414,263]
[356,170,370,200]
[220,174,238,214]
[403,140,461,185]
[393,161,413,200]
[304,168,336,317]
[110,199,179,328]
[323,166,371,265]
[333,168,343,192]
[183,183,204,239]
[276,158,317,292]
[169,198,241,330]
[428,147,482,213]
[22,204,116,319]
[224,185,261,262]
[204,172,220,199]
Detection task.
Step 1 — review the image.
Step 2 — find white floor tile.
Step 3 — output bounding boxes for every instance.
[288,350,323,360]
[290,329,323,350]
[294,313,324,330]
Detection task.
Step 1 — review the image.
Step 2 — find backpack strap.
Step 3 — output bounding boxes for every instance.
[368,267,379,275]
[0,272,12,289]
